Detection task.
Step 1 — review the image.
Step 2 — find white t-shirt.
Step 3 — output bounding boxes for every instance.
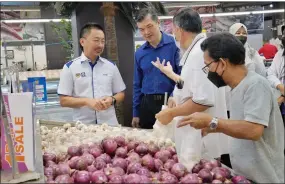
[173,33,229,158]
[229,71,284,183]
[57,53,126,125]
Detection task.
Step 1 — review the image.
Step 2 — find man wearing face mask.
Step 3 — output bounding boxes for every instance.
[267,26,285,125]
[177,33,284,183]
[153,8,229,161]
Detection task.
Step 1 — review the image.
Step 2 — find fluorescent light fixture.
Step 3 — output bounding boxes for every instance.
[1,8,40,12]
[164,3,220,8]
[1,19,71,23]
[158,8,285,20]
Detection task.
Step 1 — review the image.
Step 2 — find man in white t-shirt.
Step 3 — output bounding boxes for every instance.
[177,33,284,183]
[152,8,228,160]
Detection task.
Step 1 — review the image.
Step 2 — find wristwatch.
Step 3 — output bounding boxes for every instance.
[209,117,218,130]
[111,96,116,105]
[176,79,184,89]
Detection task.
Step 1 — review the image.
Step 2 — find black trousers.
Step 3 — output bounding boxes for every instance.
[139,94,165,129]
[280,103,285,127]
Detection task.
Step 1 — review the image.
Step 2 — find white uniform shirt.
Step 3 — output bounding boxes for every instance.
[57,53,126,125]
[173,33,229,158]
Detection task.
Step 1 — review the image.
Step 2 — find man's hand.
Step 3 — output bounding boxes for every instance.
[277,96,285,106]
[155,108,175,125]
[277,84,285,95]
[101,96,113,110]
[86,98,105,111]
[132,117,140,128]
[168,97,176,108]
[177,112,212,129]
[151,57,174,77]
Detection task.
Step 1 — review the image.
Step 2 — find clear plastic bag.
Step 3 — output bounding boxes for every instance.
[174,117,202,171]
[152,105,175,141]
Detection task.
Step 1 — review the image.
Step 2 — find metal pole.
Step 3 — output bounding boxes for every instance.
[3,41,8,68]
[31,43,35,71]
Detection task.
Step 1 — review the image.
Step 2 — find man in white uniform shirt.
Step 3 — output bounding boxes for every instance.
[57,23,126,125]
[153,8,228,160]
[178,33,284,183]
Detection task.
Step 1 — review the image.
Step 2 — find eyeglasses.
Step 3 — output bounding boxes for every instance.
[202,61,215,74]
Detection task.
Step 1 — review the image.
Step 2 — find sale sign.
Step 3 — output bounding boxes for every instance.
[1,92,35,172]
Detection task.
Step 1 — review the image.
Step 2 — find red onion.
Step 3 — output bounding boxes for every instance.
[166,146,176,156]
[202,162,214,171]
[213,179,223,183]
[225,179,234,183]
[171,163,186,178]
[231,176,248,184]
[94,159,107,170]
[90,170,108,184]
[180,173,200,184]
[219,167,232,179]
[152,172,161,181]
[135,143,148,155]
[123,174,142,184]
[212,169,226,182]
[199,159,208,165]
[90,147,103,158]
[43,152,57,163]
[115,147,128,158]
[154,159,163,172]
[127,162,142,174]
[87,165,97,173]
[68,156,80,169]
[108,174,123,184]
[198,169,213,183]
[136,167,151,177]
[102,138,118,155]
[154,150,171,163]
[55,163,70,176]
[210,159,222,168]
[164,159,176,171]
[148,144,159,156]
[45,160,56,168]
[97,153,112,164]
[76,158,88,171]
[126,152,141,164]
[141,154,155,171]
[46,180,56,184]
[192,163,203,173]
[161,172,178,184]
[112,158,128,171]
[55,174,74,183]
[82,153,95,166]
[56,153,68,164]
[74,171,90,184]
[127,141,139,152]
[104,167,125,177]
[68,146,81,157]
[44,167,55,178]
[140,175,151,183]
[172,154,178,163]
[115,136,126,147]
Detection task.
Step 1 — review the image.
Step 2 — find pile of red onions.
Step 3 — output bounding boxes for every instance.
[43,137,251,184]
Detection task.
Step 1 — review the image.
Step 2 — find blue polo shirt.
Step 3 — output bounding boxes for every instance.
[133,32,181,117]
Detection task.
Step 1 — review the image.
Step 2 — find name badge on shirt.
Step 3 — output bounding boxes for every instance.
[75,72,86,78]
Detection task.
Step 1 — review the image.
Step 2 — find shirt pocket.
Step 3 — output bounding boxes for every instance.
[74,73,92,96]
[96,73,113,95]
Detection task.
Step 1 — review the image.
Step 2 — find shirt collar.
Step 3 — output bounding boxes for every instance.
[143,31,173,49]
[80,52,101,64]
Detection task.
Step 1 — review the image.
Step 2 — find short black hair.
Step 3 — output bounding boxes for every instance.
[79,22,104,50]
[201,33,245,65]
[173,8,202,33]
[136,8,158,23]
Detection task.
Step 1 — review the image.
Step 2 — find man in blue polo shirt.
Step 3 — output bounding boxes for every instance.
[58,23,126,125]
[132,8,181,129]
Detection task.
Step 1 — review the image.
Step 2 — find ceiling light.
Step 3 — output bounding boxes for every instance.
[269,4,273,8]
[158,8,285,20]
[1,19,71,23]
[1,8,40,12]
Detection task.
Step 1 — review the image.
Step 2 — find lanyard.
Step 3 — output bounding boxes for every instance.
[180,34,205,66]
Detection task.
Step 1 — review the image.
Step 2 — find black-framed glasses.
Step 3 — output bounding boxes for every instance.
[202,61,215,74]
